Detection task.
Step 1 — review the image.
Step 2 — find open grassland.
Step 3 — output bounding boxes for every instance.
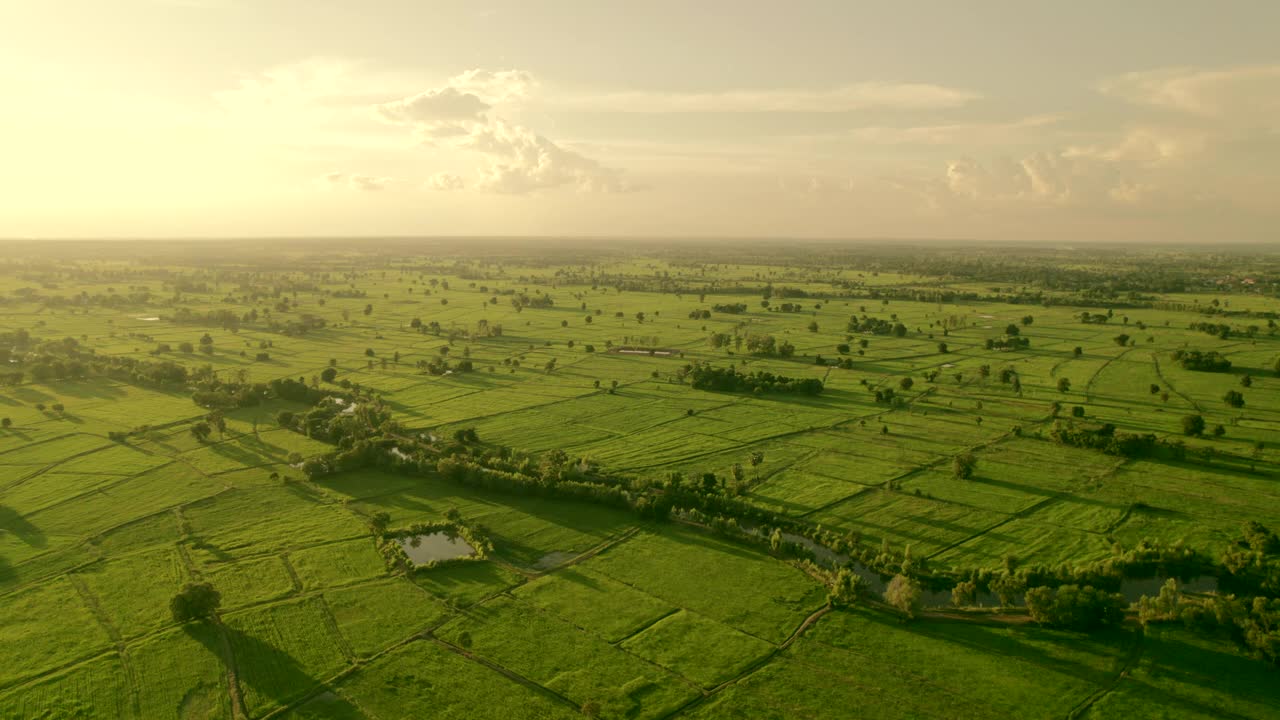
[1,243,1279,718]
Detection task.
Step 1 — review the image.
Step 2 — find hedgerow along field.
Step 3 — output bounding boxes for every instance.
[0,239,1278,719]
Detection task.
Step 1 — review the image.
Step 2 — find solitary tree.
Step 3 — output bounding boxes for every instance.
[190,421,211,443]
[1223,390,1245,408]
[748,451,765,480]
[884,574,921,619]
[952,451,977,480]
[0,418,10,429]
[1057,377,1071,393]
[170,582,221,623]
[369,511,392,535]
[1181,414,1205,436]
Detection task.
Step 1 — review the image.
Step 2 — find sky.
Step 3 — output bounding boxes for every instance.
[2,0,1278,242]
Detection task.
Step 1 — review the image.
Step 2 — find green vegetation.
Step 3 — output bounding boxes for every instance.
[1,239,1278,718]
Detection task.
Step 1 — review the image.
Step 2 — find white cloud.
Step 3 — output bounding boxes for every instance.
[464,119,632,193]
[1099,65,1280,122]
[447,69,537,103]
[427,172,465,191]
[320,172,392,192]
[376,69,633,194]
[373,86,491,138]
[843,115,1061,146]
[553,81,979,113]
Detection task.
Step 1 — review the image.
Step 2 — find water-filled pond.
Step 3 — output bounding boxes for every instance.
[397,532,476,566]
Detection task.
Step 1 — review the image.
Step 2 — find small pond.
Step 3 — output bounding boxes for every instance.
[397,532,476,565]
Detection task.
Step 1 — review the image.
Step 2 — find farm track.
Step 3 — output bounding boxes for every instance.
[1083,347,1134,403]
[1152,353,1203,412]
[1065,628,1145,720]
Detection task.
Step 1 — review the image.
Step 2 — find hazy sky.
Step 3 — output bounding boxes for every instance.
[3,1,1278,241]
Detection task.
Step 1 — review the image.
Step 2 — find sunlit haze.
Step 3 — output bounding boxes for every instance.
[2,0,1278,242]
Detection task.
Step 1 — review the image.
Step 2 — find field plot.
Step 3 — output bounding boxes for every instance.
[223,597,352,717]
[324,578,450,657]
[0,652,134,720]
[582,527,827,644]
[303,639,577,719]
[129,624,234,720]
[619,609,775,689]
[437,596,700,719]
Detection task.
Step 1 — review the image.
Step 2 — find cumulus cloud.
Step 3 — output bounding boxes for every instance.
[373,86,492,138]
[376,69,632,194]
[320,172,392,191]
[427,172,465,191]
[464,119,632,193]
[448,69,537,103]
[555,81,979,113]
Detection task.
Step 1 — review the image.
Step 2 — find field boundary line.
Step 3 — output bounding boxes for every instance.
[431,636,582,712]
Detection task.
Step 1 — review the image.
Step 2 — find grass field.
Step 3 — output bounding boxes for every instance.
[1,242,1278,718]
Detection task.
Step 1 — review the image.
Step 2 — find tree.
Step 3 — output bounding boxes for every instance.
[807,320,819,333]
[1057,377,1071,392]
[1224,390,1245,408]
[190,421,211,443]
[170,582,221,622]
[1114,334,1130,346]
[0,418,10,429]
[748,451,764,480]
[829,568,863,607]
[1005,323,1020,336]
[1025,584,1126,630]
[1073,346,1083,358]
[208,411,226,438]
[884,574,921,619]
[937,342,948,354]
[320,367,338,383]
[1021,315,1034,326]
[1182,414,1206,436]
[369,511,392,535]
[635,311,646,324]
[952,451,977,480]
[899,377,914,391]
[951,580,977,607]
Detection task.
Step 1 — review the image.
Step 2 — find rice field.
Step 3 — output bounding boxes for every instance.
[1,243,1278,718]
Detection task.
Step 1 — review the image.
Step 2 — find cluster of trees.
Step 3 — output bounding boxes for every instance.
[986,335,1030,351]
[1135,578,1280,666]
[1024,584,1127,630]
[744,334,796,358]
[1189,321,1234,339]
[1049,420,1184,460]
[685,364,824,395]
[711,303,747,314]
[847,315,907,336]
[511,292,554,309]
[1172,349,1232,372]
